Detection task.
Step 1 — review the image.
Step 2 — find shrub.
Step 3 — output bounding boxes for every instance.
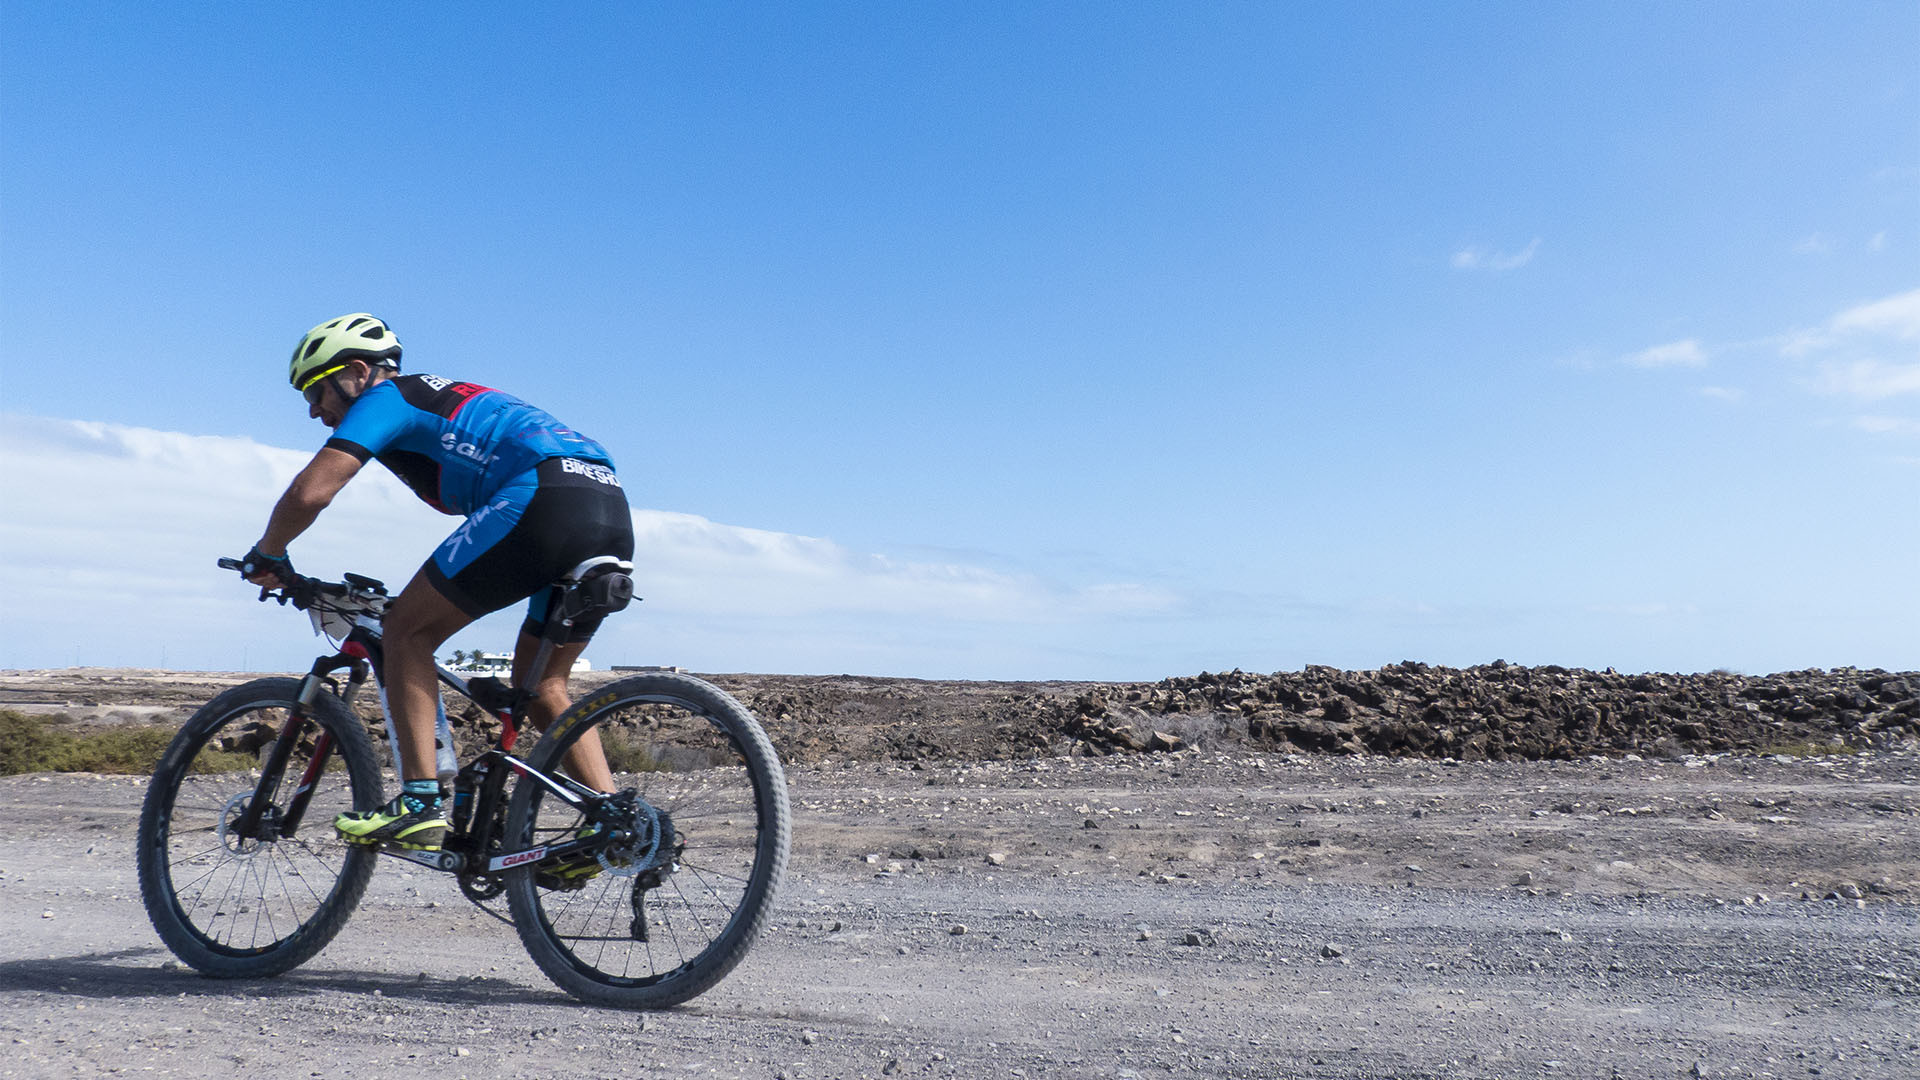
[0,710,67,775]
[0,709,179,775]
[596,726,665,774]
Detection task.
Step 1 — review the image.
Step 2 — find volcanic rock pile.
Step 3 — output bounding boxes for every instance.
[1055,662,1920,761]
[707,663,1920,764]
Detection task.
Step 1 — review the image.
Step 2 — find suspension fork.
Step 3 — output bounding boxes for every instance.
[233,654,368,841]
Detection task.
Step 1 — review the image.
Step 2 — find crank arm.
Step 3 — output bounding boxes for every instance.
[376,845,464,873]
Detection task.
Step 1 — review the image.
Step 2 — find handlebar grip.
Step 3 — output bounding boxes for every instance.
[217,557,244,571]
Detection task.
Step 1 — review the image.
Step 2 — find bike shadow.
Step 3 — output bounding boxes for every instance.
[0,949,570,1008]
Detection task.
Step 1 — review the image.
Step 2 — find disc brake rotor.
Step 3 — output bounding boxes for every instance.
[216,791,264,857]
[594,800,666,879]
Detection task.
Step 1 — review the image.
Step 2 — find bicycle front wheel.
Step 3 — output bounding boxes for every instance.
[136,678,381,978]
[505,672,790,1008]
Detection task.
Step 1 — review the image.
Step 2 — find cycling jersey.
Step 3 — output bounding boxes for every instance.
[325,374,614,516]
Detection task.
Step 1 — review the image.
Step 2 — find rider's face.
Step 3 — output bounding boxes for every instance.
[305,363,367,427]
[305,377,343,427]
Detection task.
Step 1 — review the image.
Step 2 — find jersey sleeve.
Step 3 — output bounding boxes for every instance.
[323,382,409,461]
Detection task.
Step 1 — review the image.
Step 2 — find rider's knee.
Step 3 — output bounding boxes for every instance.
[531,680,570,715]
[381,609,451,658]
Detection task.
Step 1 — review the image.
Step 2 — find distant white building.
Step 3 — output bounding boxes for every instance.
[449,651,591,674]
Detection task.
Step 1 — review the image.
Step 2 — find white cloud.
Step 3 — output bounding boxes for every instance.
[1622,339,1709,369]
[1766,287,1920,409]
[1829,287,1920,341]
[626,508,1177,623]
[1782,286,1920,358]
[1813,359,1920,400]
[1855,415,1920,436]
[1451,237,1541,272]
[0,415,1178,674]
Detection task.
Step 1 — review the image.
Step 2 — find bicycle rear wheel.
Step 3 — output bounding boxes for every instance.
[505,672,789,1008]
[137,678,381,978]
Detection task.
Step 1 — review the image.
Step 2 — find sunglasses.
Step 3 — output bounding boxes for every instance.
[300,363,348,408]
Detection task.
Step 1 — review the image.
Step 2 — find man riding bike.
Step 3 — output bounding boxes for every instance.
[243,313,633,852]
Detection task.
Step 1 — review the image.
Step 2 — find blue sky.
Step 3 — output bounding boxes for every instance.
[2,3,1916,679]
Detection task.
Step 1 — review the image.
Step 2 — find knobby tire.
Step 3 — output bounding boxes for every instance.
[504,672,790,1008]
[137,678,381,978]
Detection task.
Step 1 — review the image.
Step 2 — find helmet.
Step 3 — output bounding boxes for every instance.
[288,313,402,392]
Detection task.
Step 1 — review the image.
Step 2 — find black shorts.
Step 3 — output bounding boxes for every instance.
[423,457,635,643]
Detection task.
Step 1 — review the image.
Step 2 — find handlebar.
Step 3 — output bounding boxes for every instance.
[218,556,355,610]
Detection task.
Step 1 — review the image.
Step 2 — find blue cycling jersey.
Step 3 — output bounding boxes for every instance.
[324,374,614,515]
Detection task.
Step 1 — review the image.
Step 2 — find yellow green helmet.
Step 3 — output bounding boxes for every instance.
[288,313,403,392]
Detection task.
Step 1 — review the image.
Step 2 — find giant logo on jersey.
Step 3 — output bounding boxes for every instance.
[440,430,498,466]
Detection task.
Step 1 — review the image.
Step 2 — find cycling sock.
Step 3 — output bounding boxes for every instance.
[401,778,443,813]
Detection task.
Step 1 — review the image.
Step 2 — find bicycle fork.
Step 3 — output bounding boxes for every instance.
[231,659,368,843]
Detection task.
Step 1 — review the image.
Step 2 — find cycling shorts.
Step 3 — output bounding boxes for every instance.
[422,457,635,643]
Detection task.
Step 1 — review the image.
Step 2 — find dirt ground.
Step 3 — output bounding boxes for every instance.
[3,691,1917,1079]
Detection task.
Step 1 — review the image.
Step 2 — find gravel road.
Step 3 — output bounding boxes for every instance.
[3,750,1916,1079]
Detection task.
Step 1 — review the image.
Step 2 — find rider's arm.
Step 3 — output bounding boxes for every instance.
[252,447,365,558]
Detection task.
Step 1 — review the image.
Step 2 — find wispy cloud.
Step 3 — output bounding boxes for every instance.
[1601,290,1920,453]
[1451,237,1541,272]
[1829,287,1920,340]
[1812,359,1920,400]
[1796,231,1899,256]
[1855,415,1920,436]
[1784,286,1920,401]
[1622,339,1709,368]
[1783,286,1920,357]
[627,508,1177,623]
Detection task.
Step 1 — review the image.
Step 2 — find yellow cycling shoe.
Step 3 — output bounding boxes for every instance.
[334,792,448,851]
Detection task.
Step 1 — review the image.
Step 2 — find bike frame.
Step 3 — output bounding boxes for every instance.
[228,565,635,878]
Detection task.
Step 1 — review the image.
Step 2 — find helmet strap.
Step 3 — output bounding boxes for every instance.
[334,361,394,407]
[325,372,357,408]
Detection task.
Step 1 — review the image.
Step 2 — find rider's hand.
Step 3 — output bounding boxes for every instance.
[241,545,295,589]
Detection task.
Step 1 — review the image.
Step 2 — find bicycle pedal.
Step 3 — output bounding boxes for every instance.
[536,871,589,892]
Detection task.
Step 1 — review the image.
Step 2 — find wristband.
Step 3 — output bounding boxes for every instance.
[242,545,294,579]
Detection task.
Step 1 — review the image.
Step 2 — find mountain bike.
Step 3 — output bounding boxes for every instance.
[135,557,790,1008]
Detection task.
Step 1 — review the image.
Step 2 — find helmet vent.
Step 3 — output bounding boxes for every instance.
[303,339,325,360]
[358,325,385,340]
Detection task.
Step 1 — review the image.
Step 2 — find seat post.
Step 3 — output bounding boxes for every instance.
[514,581,575,693]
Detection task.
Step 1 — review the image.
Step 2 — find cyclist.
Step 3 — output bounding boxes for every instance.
[241,313,633,852]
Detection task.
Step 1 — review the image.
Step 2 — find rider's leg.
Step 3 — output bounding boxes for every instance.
[334,570,474,847]
[379,570,477,782]
[511,631,615,792]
